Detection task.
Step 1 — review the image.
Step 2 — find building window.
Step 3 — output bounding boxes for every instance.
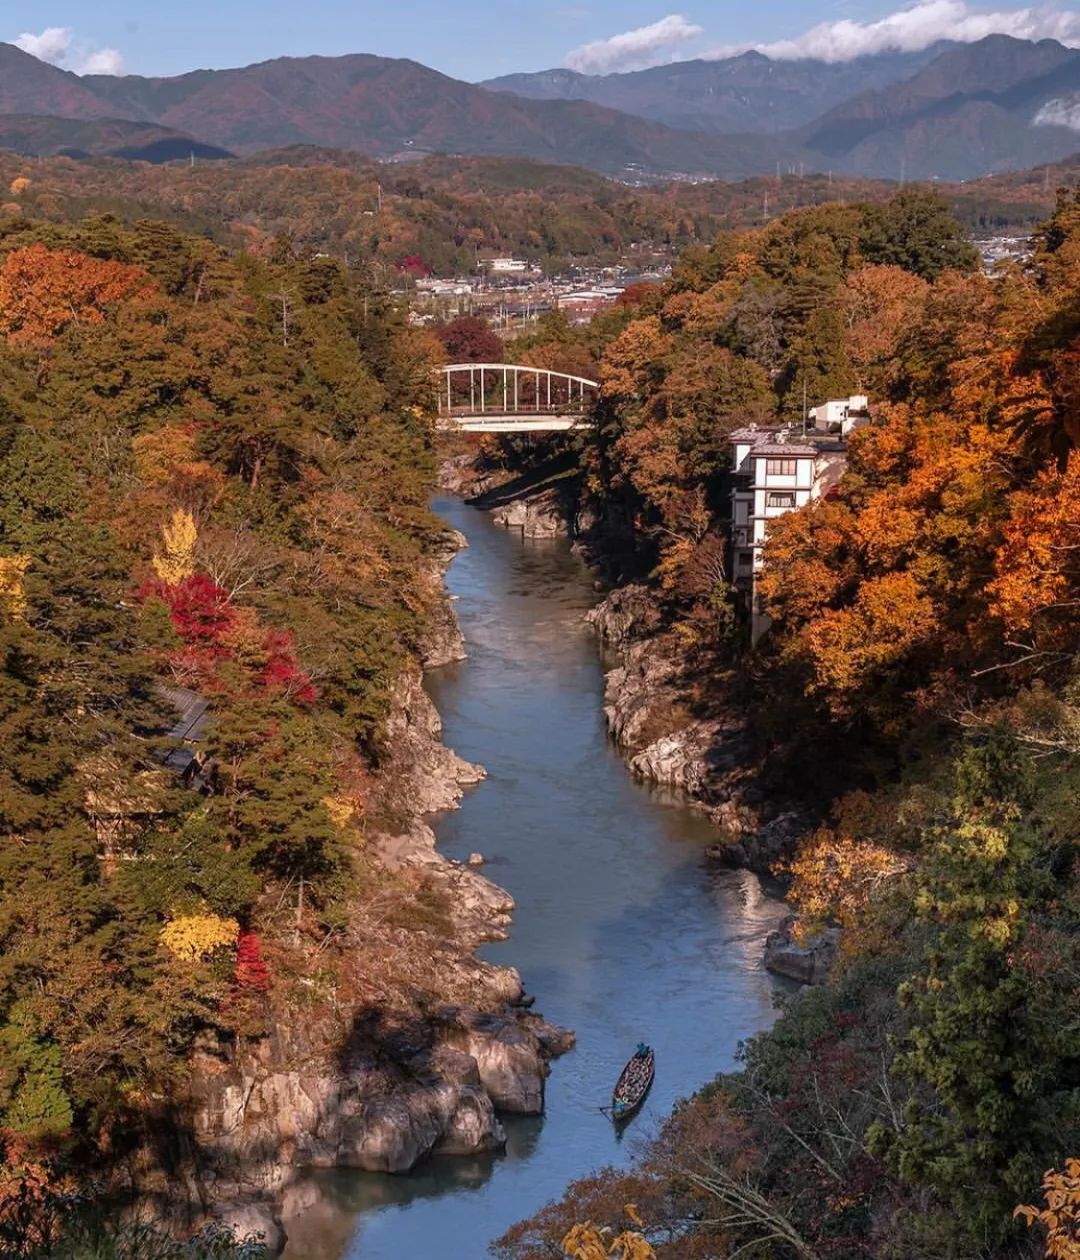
[765,458,798,476]
[767,492,797,509]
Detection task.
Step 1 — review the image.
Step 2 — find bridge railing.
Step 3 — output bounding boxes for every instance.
[439,363,600,418]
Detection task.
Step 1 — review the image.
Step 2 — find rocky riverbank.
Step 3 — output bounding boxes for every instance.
[587,590,841,989]
[437,449,833,989]
[585,585,817,871]
[124,525,573,1253]
[438,445,588,541]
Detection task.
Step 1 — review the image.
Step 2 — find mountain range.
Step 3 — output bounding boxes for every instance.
[1,34,1079,180]
[481,45,956,135]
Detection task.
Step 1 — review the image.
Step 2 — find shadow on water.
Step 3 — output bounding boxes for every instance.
[281,498,790,1260]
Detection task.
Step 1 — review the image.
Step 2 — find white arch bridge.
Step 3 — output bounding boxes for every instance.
[436,363,599,432]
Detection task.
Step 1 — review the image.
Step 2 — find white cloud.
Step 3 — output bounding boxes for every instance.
[14,25,126,75]
[14,26,73,63]
[708,1,1080,63]
[565,14,704,74]
[76,47,126,76]
[1034,94,1080,129]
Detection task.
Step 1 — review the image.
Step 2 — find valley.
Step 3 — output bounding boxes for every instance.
[0,12,1078,1260]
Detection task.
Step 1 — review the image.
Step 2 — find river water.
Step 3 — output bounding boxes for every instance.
[281,498,788,1259]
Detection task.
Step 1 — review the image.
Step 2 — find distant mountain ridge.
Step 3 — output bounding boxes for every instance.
[0,48,802,177]
[797,36,1080,179]
[0,35,1079,180]
[480,45,956,135]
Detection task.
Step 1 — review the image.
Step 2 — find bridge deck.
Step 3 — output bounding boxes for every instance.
[436,413,590,433]
[437,363,599,433]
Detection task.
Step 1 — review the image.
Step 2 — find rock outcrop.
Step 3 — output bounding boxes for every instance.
[437,451,511,498]
[162,525,573,1252]
[491,489,568,539]
[587,586,818,876]
[422,528,469,670]
[763,916,841,986]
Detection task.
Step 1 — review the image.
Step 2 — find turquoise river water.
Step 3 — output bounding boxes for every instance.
[280,497,788,1259]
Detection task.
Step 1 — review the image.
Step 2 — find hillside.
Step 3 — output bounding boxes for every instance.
[800,35,1080,178]
[0,114,233,161]
[0,42,117,119]
[75,52,797,177]
[0,149,908,275]
[0,37,1077,180]
[481,45,953,135]
[0,145,1070,285]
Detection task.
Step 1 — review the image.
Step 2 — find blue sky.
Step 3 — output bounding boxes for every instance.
[7,1,1080,80]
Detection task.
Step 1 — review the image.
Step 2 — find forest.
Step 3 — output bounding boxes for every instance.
[0,149,1076,1260]
[0,148,1070,282]
[476,189,1080,1259]
[0,202,474,1255]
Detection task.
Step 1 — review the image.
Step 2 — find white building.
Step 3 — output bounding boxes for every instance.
[730,399,870,642]
[489,257,530,273]
[807,394,869,436]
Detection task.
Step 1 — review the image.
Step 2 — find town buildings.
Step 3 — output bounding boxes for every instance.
[730,395,870,641]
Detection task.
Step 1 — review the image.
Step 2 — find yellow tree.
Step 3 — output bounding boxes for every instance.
[0,556,30,620]
[160,913,239,962]
[152,509,198,587]
[563,1206,656,1260]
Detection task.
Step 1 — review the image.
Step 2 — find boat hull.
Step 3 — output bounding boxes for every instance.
[611,1047,654,1121]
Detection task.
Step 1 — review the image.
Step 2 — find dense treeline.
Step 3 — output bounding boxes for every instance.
[0,210,454,1248]
[0,151,1068,283]
[495,190,1080,1258]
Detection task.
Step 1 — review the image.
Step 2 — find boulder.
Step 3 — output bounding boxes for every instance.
[432,1088,506,1157]
[441,1010,551,1115]
[491,491,566,538]
[630,729,711,794]
[336,1088,456,1173]
[764,916,841,986]
[585,585,660,646]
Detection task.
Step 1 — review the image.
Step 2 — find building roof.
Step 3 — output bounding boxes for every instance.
[159,684,211,743]
[753,443,819,457]
[731,424,848,458]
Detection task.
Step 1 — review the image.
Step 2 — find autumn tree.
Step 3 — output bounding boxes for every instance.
[0,243,152,347]
[434,314,503,362]
[859,188,980,281]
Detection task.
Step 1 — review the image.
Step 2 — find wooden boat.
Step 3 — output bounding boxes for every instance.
[611,1044,654,1121]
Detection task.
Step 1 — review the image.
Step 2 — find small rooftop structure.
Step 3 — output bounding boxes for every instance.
[807,394,869,437]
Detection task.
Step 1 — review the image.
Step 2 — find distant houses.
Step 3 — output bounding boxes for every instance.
[488,257,531,273]
[730,395,870,642]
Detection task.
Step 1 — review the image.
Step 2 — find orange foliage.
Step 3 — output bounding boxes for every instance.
[841,264,928,392]
[1016,1160,1080,1260]
[991,454,1080,639]
[0,243,154,346]
[804,571,937,704]
[600,317,672,401]
[784,829,911,953]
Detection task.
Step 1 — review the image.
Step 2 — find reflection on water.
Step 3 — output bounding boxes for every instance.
[281,498,789,1260]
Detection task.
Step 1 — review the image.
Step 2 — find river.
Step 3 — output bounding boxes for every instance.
[281,497,789,1260]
